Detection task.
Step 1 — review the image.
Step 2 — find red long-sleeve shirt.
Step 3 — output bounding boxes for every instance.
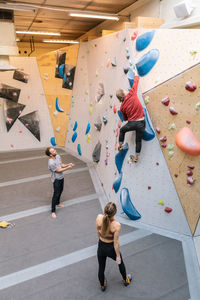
[120,76,144,121]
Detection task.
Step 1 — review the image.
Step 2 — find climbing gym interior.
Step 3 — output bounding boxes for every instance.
[0,0,200,299]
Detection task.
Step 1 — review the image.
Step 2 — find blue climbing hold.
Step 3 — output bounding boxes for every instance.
[118,110,124,122]
[58,64,65,78]
[127,68,135,88]
[136,30,155,52]
[50,137,57,146]
[136,49,159,77]
[72,131,78,143]
[142,107,155,141]
[115,143,129,173]
[77,144,82,156]
[73,121,78,131]
[85,122,91,135]
[120,188,141,220]
[113,172,123,193]
[56,97,64,112]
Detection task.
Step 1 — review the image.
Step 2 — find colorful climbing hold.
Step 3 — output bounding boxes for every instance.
[85,122,91,135]
[167,144,174,151]
[168,151,174,160]
[136,30,155,51]
[144,96,149,104]
[111,57,117,67]
[131,31,138,41]
[142,107,155,141]
[136,49,159,77]
[164,207,172,213]
[115,143,129,173]
[113,104,117,114]
[87,134,91,143]
[186,120,191,124]
[55,97,64,112]
[73,121,78,131]
[156,127,161,134]
[89,103,93,115]
[77,144,82,156]
[50,137,57,146]
[120,188,141,220]
[118,110,124,122]
[169,106,178,115]
[160,136,167,142]
[168,123,176,130]
[185,81,197,92]
[195,102,200,110]
[158,200,164,205]
[113,172,123,193]
[106,58,111,68]
[161,96,170,106]
[72,131,78,143]
[175,127,200,155]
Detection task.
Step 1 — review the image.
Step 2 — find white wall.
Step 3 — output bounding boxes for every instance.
[0,57,54,151]
[66,28,192,236]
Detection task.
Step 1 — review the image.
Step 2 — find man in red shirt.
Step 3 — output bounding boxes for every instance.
[116,74,145,162]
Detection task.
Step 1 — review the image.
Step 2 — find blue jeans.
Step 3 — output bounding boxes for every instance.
[119,120,146,154]
[52,178,64,212]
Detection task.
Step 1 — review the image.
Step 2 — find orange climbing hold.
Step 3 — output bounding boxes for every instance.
[106,59,111,68]
[175,127,200,156]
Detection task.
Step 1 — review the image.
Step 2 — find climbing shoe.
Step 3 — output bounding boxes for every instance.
[123,274,132,286]
[100,279,107,291]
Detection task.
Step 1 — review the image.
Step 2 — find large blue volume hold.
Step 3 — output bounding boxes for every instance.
[113,172,123,193]
[136,49,159,77]
[120,188,141,220]
[115,143,129,173]
[142,107,155,141]
[127,68,135,88]
[136,30,155,52]
[72,131,78,143]
[58,64,65,78]
[117,110,124,122]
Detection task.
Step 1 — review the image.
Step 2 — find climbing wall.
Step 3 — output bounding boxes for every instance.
[129,28,200,93]
[37,44,79,146]
[143,65,200,234]
[66,28,195,236]
[195,218,200,236]
[0,56,53,151]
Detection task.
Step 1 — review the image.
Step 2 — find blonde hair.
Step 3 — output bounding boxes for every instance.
[116,88,126,102]
[101,202,117,236]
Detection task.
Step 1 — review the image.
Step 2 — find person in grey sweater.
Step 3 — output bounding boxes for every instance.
[45,147,74,218]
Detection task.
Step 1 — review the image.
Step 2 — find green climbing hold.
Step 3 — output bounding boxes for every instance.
[168,123,176,130]
[167,144,174,151]
[195,101,200,110]
[168,151,174,159]
[158,200,164,205]
[145,96,149,104]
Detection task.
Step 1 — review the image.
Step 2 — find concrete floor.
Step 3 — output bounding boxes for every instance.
[0,148,190,300]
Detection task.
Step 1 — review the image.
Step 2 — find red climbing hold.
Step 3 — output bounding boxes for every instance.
[160,136,167,142]
[186,170,193,176]
[185,81,197,92]
[156,127,161,134]
[186,120,191,124]
[187,164,195,169]
[131,31,138,40]
[161,143,167,148]
[169,106,178,115]
[113,104,117,114]
[148,186,151,190]
[174,174,178,178]
[115,128,119,137]
[187,176,195,185]
[165,207,172,213]
[156,162,159,166]
[161,96,170,106]
[175,127,200,155]
[118,120,122,128]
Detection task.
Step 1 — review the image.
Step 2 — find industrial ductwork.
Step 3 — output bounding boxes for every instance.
[0,9,18,71]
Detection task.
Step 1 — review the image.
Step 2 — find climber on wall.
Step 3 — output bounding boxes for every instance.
[116,71,145,162]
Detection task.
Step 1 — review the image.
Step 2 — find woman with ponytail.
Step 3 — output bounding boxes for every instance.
[96,202,132,291]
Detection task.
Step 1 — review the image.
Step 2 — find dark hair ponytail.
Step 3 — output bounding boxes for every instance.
[101,202,117,236]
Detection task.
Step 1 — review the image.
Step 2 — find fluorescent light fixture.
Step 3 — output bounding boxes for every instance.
[0,3,35,12]
[16,31,60,36]
[43,40,79,44]
[70,12,119,20]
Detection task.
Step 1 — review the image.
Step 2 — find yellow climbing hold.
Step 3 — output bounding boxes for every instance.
[158,200,164,206]
[89,103,93,115]
[0,221,9,228]
[87,134,91,143]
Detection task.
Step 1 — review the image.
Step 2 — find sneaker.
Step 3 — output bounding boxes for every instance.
[123,274,132,286]
[100,279,107,291]
[118,144,124,151]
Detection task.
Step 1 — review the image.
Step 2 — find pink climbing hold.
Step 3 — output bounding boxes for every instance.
[156,127,161,134]
[115,32,119,38]
[186,170,193,176]
[115,142,118,150]
[165,207,172,213]
[160,136,167,142]
[187,176,195,185]
[10,144,14,148]
[161,96,170,106]
[131,31,138,41]
[113,104,117,114]
[187,164,195,169]
[156,162,159,166]
[106,59,111,68]
[148,186,151,190]
[174,174,178,178]
[161,143,167,148]
[185,81,197,92]
[115,127,119,137]
[118,120,122,128]
[169,106,178,115]
[186,120,191,124]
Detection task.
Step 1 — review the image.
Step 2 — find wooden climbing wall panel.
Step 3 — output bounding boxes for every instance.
[37,44,79,146]
[143,64,200,235]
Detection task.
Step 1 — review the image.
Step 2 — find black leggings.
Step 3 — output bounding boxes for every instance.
[52,178,64,213]
[119,120,146,154]
[97,239,127,286]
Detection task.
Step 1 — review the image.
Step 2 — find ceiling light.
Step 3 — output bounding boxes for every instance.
[69,13,119,20]
[0,3,35,12]
[16,31,60,36]
[43,40,79,44]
